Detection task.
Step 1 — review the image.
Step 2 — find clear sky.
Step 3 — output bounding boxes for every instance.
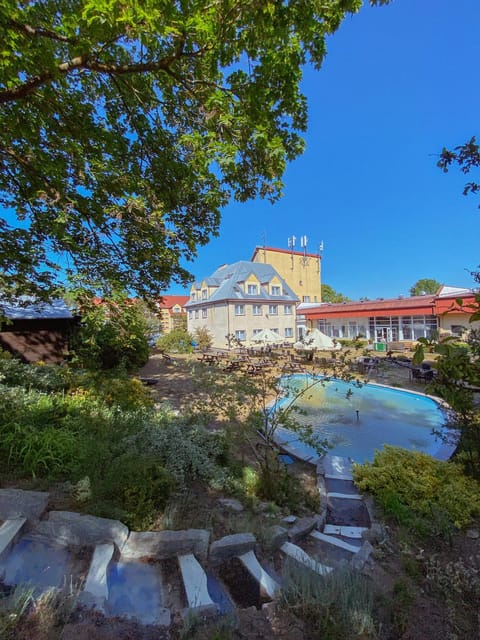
[170,0,480,300]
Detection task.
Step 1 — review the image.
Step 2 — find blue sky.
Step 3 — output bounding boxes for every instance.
[171,0,480,300]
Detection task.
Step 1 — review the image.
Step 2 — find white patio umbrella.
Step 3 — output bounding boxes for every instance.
[294,329,341,351]
[251,328,283,344]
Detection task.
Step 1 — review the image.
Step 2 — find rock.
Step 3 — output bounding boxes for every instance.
[253,501,271,514]
[266,526,288,550]
[209,533,256,564]
[361,523,385,545]
[288,517,317,543]
[282,515,297,524]
[218,498,244,512]
[0,489,49,523]
[122,529,210,561]
[31,511,129,550]
[351,540,374,571]
[465,528,479,540]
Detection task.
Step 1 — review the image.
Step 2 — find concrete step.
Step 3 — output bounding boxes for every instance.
[310,530,360,554]
[238,550,280,599]
[280,541,332,576]
[178,553,217,613]
[323,524,369,539]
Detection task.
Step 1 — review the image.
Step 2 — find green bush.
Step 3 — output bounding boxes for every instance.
[70,293,150,371]
[353,446,480,533]
[156,328,193,353]
[0,352,72,391]
[93,453,174,529]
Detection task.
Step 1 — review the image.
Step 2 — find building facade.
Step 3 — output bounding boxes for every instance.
[185,261,299,348]
[251,246,322,304]
[300,286,479,343]
[158,295,189,334]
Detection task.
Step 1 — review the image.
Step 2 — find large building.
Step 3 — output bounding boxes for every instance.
[299,286,480,344]
[186,261,299,348]
[158,295,189,334]
[251,245,322,304]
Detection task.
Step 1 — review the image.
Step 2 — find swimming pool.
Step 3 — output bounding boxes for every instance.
[275,375,455,463]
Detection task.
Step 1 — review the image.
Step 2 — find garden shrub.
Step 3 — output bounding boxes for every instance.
[156,328,193,353]
[70,293,150,371]
[353,446,480,532]
[0,352,72,391]
[92,453,174,530]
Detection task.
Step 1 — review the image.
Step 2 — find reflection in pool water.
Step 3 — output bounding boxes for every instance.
[276,375,454,463]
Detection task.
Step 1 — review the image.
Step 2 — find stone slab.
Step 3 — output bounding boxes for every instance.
[238,550,279,599]
[327,492,363,500]
[288,517,317,544]
[0,517,27,561]
[351,540,374,571]
[209,533,256,564]
[31,511,129,550]
[280,542,332,576]
[323,524,369,539]
[0,489,49,522]
[322,455,353,480]
[81,543,115,606]
[178,553,217,611]
[310,530,359,554]
[266,526,288,550]
[122,529,210,561]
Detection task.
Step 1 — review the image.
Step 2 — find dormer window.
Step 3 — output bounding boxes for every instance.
[191,292,196,301]
[247,284,258,295]
[202,289,207,300]
[271,285,281,296]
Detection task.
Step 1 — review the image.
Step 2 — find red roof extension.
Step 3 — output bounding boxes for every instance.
[303,292,477,320]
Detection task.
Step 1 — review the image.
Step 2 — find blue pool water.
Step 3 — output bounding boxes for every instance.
[275,375,454,463]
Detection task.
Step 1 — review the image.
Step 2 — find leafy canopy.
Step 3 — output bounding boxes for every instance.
[409,278,441,297]
[0,0,386,300]
[321,283,350,303]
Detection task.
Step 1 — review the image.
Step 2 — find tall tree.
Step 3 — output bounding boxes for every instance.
[0,0,387,300]
[321,283,350,303]
[409,278,441,296]
[438,136,480,204]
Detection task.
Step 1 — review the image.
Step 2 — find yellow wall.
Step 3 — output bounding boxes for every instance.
[253,248,321,303]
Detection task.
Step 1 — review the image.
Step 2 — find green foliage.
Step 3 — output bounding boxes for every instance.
[438,136,480,205]
[156,328,193,353]
[193,326,213,351]
[93,453,174,530]
[353,447,480,533]
[132,417,231,490]
[321,283,351,303]
[70,292,150,371]
[0,0,372,299]
[0,351,72,391]
[280,563,378,639]
[409,278,441,296]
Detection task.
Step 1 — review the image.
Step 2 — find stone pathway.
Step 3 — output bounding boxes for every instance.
[0,456,377,632]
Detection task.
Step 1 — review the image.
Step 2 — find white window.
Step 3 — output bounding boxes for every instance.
[247,284,258,295]
[194,310,199,319]
[284,327,293,338]
[284,304,292,315]
[234,304,245,316]
[272,328,279,334]
[252,328,262,336]
[173,306,181,313]
[302,296,311,303]
[191,293,196,301]
[268,305,278,315]
[202,289,207,300]
[271,285,281,296]
[253,304,262,316]
[202,308,207,318]
[235,330,246,342]
[188,310,193,319]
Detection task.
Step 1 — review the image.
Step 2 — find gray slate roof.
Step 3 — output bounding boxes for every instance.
[1,297,74,320]
[186,261,298,306]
